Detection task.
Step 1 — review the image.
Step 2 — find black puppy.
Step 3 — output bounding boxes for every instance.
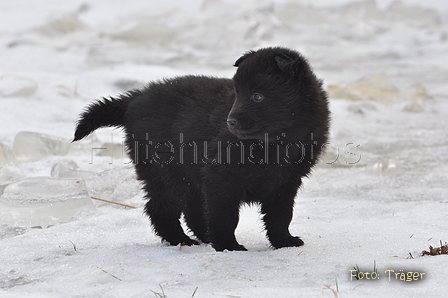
[74,47,330,251]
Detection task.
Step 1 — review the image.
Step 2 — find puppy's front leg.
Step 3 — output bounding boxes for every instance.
[203,177,247,251]
[261,183,304,249]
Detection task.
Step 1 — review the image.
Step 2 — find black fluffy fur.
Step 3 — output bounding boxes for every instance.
[74,47,330,251]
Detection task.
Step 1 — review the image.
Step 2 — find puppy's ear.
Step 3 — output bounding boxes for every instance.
[234,50,255,67]
[274,54,301,76]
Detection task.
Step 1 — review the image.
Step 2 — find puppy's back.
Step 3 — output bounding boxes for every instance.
[125,76,234,142]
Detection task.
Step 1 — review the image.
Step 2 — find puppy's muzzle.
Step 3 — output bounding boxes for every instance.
[226,118,238,128]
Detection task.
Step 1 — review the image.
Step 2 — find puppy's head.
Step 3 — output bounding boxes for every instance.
[228,47,326,141]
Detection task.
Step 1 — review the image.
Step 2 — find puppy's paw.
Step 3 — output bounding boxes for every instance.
[213,243,247,252]
[271,236,304,249]
[163,237,199,247]
[182,238,200,246]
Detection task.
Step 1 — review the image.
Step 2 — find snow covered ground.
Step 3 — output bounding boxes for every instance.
[1,0,447,297]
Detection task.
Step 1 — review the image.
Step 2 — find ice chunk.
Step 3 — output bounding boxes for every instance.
[403,83,434,102]
[388,1,440,28]
[337,0,388,37]
[328,77,435,107]
[0,224,27,240]
[36,14,87,36]
[275,2,328,26]
[114,79,145,92]
[53,159,78,172]
[372,158,398,174]
[68,132,100,154]
[51,160,96,179]
[327,73,400,103]
[0,143,21,183]
[340,0,383,24]
[0,164,23,185]
[401,84,433,112]
[13,131,70,161]
[83,166,141,207]
[96,142,126,160]
[403,102,424,113]
[0,142,15,167]
[111,21,174,43]
[0,177,96,228]
[0,74,37,97]
[201,0,225,11]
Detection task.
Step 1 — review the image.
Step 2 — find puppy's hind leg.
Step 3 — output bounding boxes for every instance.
[143,179,198,246]
[183,189,209,244]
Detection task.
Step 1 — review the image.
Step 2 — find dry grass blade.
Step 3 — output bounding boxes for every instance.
[192,286,198,297]
[69,240,77,252]
[323,285,338,298]
[96,266,122,281]
[151,285,167,298]
[91,196,137,209]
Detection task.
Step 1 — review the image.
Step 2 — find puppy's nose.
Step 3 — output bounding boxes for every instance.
[227,118,238,127]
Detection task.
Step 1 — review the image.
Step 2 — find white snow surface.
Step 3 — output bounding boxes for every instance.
[1,0,448,297]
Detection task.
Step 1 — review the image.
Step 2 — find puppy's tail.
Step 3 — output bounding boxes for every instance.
[73,90,140,142]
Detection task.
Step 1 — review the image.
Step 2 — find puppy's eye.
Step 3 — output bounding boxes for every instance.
[251,93,265,103]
